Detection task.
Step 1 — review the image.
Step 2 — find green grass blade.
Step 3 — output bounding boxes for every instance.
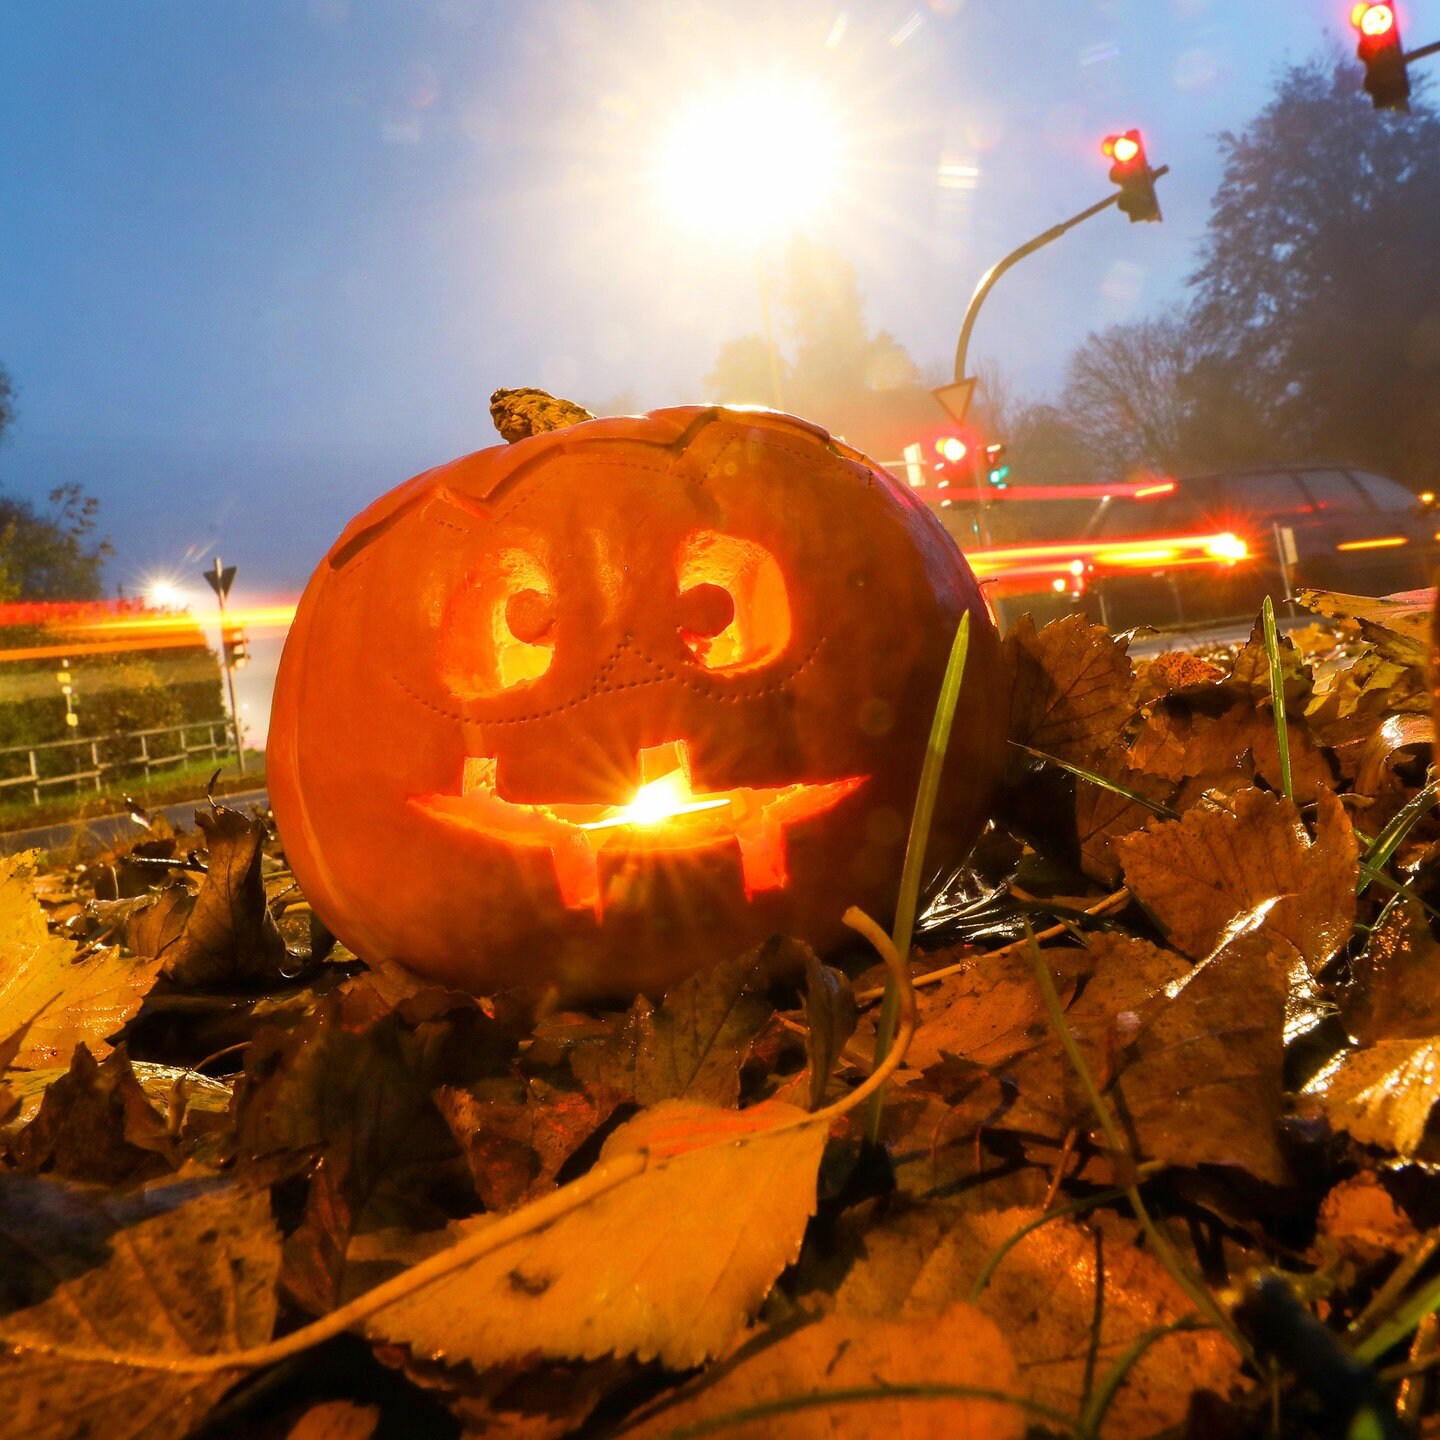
[864,611,971,1147]
[1009,742,1179,819]
[1079,1317,1209,1438]
[1261,596,1293,803]
[1360,778,1440,895]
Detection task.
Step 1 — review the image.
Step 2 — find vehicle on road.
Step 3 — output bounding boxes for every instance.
[934,464,1438,629]
[1079,464,1438,627]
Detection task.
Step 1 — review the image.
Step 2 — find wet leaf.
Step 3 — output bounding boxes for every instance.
[1344,900,1440,1045]
[1005,613,1134,764]
[1073,752,1177,886]
[1129,701,1331,800]
[1116,786,1357,973]
[286,1401,380,1440]
[1001,935,1290,1181]
[157,806,291,989]
[0,852,162,1070]
[1228,618,1311,706]
[893,947,1083,1076]
[828,1197,1239,1439]
[234,989,513,1312]
[1298,587,1433,667]
[802,949,857,1109]
[0,1175,281,1440]
[1303,1037,1440,1157]
[616,1303,1023,1440]
[7,1043,177,1184]
[365,1099,828,1370]
[434,1072,620,1213]
[571,947,775,1109]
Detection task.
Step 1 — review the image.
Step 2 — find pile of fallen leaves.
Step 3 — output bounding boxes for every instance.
[3,587,1440,1440]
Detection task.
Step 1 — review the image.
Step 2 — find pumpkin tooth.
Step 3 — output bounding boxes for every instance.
[462,755,498,797]
[734,818,790,896]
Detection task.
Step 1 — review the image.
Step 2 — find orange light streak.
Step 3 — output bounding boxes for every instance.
[901,478,1178,504]
[1335,535,1407,552]
[63,604,297,636]
[968,531,1249,579]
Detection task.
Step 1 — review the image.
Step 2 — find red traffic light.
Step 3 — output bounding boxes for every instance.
[1352,2,1396,36]
[1350,2,1410,109]
[935,436,968,463]
[1102,134,1141,165]
[1102,129,1162,224]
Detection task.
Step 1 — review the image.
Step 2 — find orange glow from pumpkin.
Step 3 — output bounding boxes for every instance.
[412,738,866,916]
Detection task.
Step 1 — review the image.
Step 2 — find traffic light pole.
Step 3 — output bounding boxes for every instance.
[204,556,246,776]
[948,166,1170,394]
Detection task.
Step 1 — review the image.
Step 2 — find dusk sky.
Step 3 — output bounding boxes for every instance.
[0,1,1416,735]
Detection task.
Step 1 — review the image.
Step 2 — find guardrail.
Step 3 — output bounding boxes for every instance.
[0,720,235,806]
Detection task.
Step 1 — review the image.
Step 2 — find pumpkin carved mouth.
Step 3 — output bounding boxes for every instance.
[411,739,866,917]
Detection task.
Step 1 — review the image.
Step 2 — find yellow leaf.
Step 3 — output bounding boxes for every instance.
[0,852,162,1069]
[1303,1037,1440,1157]
[366,1099,828,1370]
[0,1178,281,1440]
[616,1302,1024,1440]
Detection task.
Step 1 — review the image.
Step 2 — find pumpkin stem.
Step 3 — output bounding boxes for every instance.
[489,387,594,444]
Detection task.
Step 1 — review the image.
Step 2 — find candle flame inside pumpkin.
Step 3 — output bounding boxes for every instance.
[412,739,866,917]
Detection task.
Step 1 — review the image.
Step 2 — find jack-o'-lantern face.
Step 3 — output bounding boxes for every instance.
[269,406,1006,1000]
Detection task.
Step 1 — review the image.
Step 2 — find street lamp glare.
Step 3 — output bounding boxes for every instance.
[654,80,846,237]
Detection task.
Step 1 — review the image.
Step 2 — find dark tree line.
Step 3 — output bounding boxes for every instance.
[0,363,110,601]
[1005,57,1440,491]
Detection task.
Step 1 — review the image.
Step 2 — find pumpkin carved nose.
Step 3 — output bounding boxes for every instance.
[677,582,734,639]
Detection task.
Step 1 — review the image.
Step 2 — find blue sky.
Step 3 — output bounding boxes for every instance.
[0,0,1404,606]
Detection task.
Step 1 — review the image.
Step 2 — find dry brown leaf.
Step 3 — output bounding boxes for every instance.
[158,806,291,988]
[896,948,1083,1076]
[998,935,1289,1182]
[616,1303,1023,1440]
[571,947,775,1109]
[1316,1173,1417,1267]
[1005,613,1134,764]
[365,1099,827,1371]
[1345,900,1440,1045]
[0,852,162,1070]
[1129,702,1331,800]
[1303,1037,1440,1157]
[1116,786,1357,972]
[830,1199,1238,1439]
[286,1401,381,1440]
[1298,587,1432,667]
[0,1176,281,1440]
[1072,752,1178,886]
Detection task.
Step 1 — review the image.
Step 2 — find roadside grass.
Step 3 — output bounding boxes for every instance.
[0,751,266,835]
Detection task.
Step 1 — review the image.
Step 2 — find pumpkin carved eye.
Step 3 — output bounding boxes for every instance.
[677,531,790,671]
[439,549,555,697]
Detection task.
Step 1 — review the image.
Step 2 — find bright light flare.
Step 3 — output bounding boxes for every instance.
[654,78,848,237]
[1353,2,1396,36]
[937,437,968,463]
[580,769,731,832]
[1103,134,1141,163]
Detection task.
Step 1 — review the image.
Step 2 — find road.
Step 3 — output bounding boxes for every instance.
[0,787,270,858]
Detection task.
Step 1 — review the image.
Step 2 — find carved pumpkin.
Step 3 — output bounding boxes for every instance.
[269,405,1006,999]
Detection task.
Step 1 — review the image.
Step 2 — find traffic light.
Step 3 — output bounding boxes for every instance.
[935,435,969,466]
[984,442,1010,489]
[1351,3,1410,111]
[1102,130,1162,223]
[222,623,249,669]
